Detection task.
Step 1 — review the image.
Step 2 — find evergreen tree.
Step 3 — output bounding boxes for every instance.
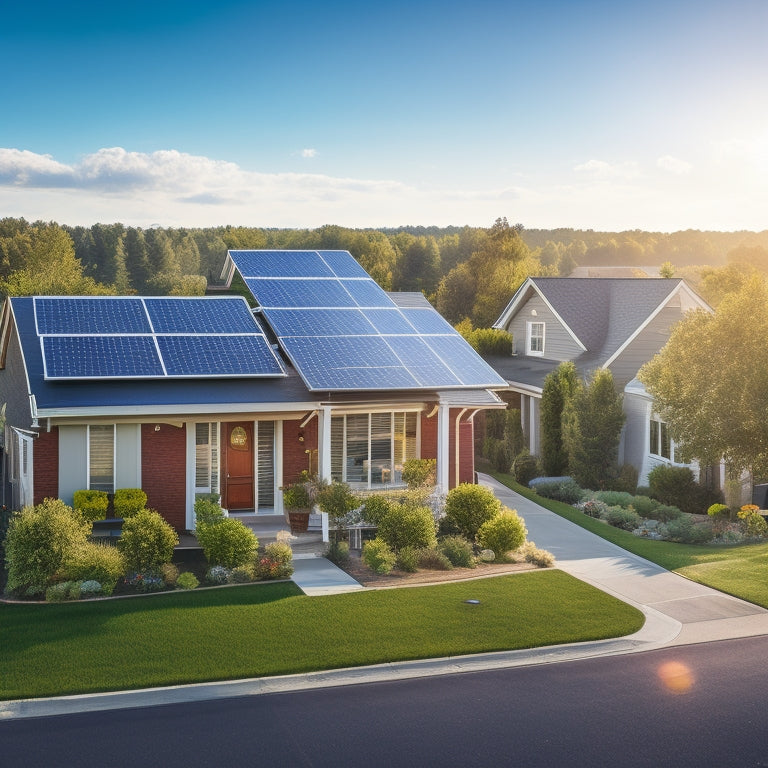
[540,362,578,476]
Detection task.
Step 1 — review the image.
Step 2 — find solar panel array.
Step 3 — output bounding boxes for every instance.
[34,296,286,380]
[227,250,507,392]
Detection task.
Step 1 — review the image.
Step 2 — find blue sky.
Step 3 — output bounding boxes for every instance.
[2,0,767,230]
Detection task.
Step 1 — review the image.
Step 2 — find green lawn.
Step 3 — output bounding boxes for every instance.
[494,472,768,608]
[0,570,642,700]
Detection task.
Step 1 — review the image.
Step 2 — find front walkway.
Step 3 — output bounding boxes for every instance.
[478,473,768,645]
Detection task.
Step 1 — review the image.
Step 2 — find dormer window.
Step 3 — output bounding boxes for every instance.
[527,321,545,356]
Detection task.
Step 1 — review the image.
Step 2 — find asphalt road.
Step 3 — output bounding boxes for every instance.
[3,636,768,768]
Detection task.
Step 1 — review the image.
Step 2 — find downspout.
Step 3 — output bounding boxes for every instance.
[436,403,450,494]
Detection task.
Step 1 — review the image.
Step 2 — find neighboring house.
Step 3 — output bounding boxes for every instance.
[0,250,506,529]
[485,276,712,485]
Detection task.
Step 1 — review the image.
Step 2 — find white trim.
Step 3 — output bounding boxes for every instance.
[185,423,196,530]
[603,280,713,369]
[526,320,545,356]
[493,278,587,352]
[37,402,321,420]
[454,408,467,487]
[436,403,450,493]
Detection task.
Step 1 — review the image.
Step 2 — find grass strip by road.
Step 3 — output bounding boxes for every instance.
[0,570,642,700]
[493,472,768,609]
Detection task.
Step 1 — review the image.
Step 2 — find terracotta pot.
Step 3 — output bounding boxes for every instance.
[286,509,310,534]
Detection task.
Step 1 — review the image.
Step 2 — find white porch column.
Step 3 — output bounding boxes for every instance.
[436,402,450,493]
[317,405,333,483]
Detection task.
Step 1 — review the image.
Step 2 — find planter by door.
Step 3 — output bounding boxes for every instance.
[223,422,254,510]
[286,509,310,534]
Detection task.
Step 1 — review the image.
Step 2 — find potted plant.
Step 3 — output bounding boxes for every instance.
[282,472,321,534]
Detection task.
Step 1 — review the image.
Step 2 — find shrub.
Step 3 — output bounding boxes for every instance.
[653,504,684,523]
[359,495,393,525]
[444,483,502,541]
[316,481,359,535]
[577,498,609,519]
[608,464,639,494]
[483,436,513,473]
[439,535,476,568]
[636,486,652,497]
[72,490,109,522]
[61,541,126,596]
[112,488,147,519]
[229,563,257,583]
[160,562,179,587]
[46,581,74,602]
[512,452,541,486]
[325,540,350,565]
[402,458,436,488]
[604,506,642,531]
[519,541,555,567]
[476,509,527,558]
[417,547,453,570]
[707,503,730,519]
[79,580,102,597]
[592,490,636,508]
[534,479,583,504]
[362,538,396,574]
[630,495,661,518]
[738,506,768,539]
[396,545,420,573]
[4,498,91,597]
[437,515,462,536]
[205,565,230,584]
[176,571,199,590]
[194,497,226,527]
[376,504,437,552]
[196,517,258,569]
[256,541,294,579]
[117,509,179,572]
[124,571,166,592]
[659,515,712,544]
[647,465,722,515]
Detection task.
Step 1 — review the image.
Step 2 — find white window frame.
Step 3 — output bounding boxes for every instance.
[526,321,545,356]
[87,424,115,493]
[194,422,220,497]
[649,417,675,462]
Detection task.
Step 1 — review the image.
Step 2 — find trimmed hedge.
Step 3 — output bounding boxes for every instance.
[113,488,147,518]
[117,509,179,571]
[444,483,502,540]
[73,490,109,522]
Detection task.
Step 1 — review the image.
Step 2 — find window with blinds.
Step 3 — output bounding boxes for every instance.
[331,411,419,488]
[89,425,115,492]
[257,421,275,508]
[195,423,219,495]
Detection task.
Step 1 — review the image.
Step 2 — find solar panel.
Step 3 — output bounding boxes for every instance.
[145,297,257,334]
[340,279,394,308]
[263,308,378,337]
[35,297,150,335]
[233,250,335,278]
[424,335,508,387]
[363,309,417,335]
[317,250,370,278]
[384,336,463,387]
[157,335,284,377]
[400,308,458,335]
[43,336,164,379]
[245,278,358,308]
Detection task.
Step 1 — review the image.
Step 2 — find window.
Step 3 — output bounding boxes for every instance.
[527,321,545,356]
[649,418,673,460]
[331,412,419,488]
[195,422,220,496]
[89,425,115,492]
[256,421,275,508]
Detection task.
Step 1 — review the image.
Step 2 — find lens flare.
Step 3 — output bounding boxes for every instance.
[658,661,695,694]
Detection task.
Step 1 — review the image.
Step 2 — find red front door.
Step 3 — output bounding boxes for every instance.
[223,422,254,510]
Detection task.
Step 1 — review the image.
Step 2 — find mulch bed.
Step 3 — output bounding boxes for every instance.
[340,551,539,588]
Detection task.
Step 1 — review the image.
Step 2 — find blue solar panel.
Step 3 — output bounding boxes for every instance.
[281,336,419,390]
[318,250,370,278]
[385,336,463,387]
[157,335,284,377]
[340,279,394,308]
[43,336,163,379]
[245,278,357,308]
[263,308,377,337]
[35,297,150,335]
[363,309,417,334]
[230,250,335,279]
[145,298,258,334]
[401,308,458,335]
[424,335,508,387]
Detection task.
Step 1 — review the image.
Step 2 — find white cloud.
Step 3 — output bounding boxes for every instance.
[301,148,317,158]
[656,155,692,174]
[573,158,641,179]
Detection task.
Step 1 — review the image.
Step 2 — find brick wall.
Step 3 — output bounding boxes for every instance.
[33,427,59,505]
[141,424,187,531]
[458,417,475,485]
[420,412,438,460]
[283,417,317,484]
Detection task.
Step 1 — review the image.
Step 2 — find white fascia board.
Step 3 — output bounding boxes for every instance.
[505,381,543,397]
[220,253,237,285]
[37,401,320,421]
[603,280,710,370]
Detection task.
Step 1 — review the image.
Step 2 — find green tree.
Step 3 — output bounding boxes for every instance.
[435,262,477,324]
[640,277,768,477]
[123,227,151,292]
[563,369,625,489]
[540,362,578,476]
